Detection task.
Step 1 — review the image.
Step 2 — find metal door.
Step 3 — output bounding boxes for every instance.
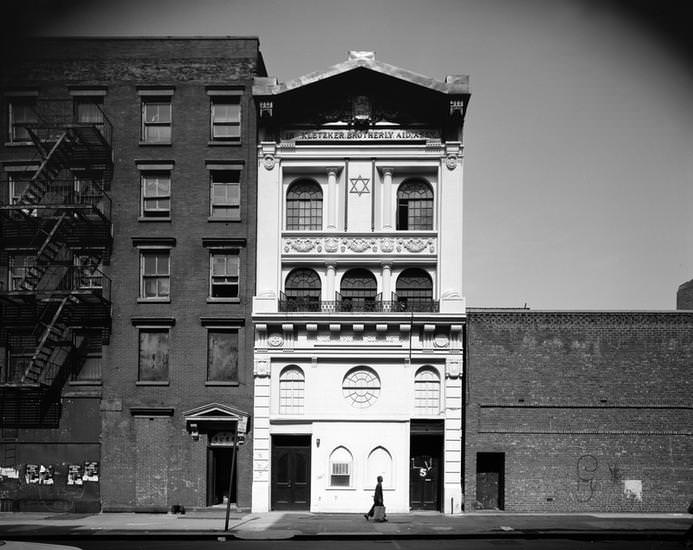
[271,443,310,510]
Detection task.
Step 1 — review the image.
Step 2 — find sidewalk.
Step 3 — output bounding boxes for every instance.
[0,510,690,541]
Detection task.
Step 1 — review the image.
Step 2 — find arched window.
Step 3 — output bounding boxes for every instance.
[342,367,380,408]
[339,268,377,312]
[397,179,433,230]
[367,447,393,487]
[283,268,321,311]
[414,367,441,415]
[396,268,434,311]
[329,446,353,487]
[279,366,305,414]
[286,179,323,230]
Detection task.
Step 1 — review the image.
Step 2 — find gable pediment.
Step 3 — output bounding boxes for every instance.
[183,402,248,422]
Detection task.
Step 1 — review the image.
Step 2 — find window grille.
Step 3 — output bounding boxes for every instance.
[286,180,322,230]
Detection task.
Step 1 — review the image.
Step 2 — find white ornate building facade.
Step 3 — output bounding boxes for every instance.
[250,52,469,513]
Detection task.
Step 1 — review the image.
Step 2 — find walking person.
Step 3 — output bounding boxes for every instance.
[364,475,387,521]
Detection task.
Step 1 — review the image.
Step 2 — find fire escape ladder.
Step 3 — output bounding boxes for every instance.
[21,294,79,385]
[17,132,70,207]
[18,213,70,292]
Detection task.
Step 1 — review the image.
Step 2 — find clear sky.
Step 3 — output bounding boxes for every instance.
[14,0,693,310]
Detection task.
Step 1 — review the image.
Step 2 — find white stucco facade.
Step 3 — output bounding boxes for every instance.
[251,52,469,514]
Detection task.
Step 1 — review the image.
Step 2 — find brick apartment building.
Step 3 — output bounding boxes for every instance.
[0,37,266,512]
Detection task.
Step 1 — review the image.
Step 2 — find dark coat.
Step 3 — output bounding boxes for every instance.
[373,481,383,506]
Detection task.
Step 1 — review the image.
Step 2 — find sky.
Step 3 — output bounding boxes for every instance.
[9,0,692,310]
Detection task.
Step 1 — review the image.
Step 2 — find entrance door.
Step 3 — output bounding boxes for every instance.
[409,430,443,511]
[207,447,237,506]
[476,452,504,510]
[271,435,311,510]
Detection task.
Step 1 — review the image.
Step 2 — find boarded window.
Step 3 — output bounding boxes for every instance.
[207,330,238,382]
[138,329,169,381]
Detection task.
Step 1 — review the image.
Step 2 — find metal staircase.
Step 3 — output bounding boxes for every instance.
[0,97,113,417]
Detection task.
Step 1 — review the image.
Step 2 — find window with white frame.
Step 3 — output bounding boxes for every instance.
[141,171,171,218]
[210,96,241,141]
[141,96,172,143]
[210,169,241,219]
[71,329,103,382]
[396,179,434,230]
[140,249,170,300]
[7,96,37,143]
[7,170,37,216]
[414,367,441,414]
[210,250,239,298]
[279,366,305,414]
[329,446,353,487]
[286,179,323,230]
[75,254,103,289]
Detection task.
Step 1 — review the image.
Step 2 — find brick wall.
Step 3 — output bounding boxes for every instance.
[465,311,693,512]
[1,37,264,512]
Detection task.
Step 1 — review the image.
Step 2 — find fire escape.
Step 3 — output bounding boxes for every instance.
[0,98,113,430]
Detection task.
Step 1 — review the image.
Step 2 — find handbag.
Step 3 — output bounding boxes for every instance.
[373,505,386,522]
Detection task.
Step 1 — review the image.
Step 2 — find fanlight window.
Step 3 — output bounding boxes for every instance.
[279,366,305,414]
[396,268,433,311]
[342,367,380,408]
[283,268,321,311]
[414,367,441,415]
[397,179,433,230]
[286,179,323,230]
[340,268,377,312]
[329,446,353,487]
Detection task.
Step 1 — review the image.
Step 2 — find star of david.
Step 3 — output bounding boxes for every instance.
[349,175,370,196]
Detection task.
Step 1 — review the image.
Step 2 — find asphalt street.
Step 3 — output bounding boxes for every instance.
[16,539,686,550]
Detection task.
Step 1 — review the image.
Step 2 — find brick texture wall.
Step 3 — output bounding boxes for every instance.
[465,311,693,512]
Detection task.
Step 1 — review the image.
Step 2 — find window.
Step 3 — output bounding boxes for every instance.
[340,268,377,312]
[414,367,441,415]
[286,179,322,230]
[140,250,170,300]
[210,250,239,298]
[138,328,169,381]
[3,332,33,384]
[71,329,103,382]
[75,254,103,289]
[207,330,238,382]
[329,447,353,487]
[210,169,241,219]
[74,97,104,133]
[211,97,240,141]
[7,172,37,216]
[342,367,380,408]
[367,447,393,487]
[397,179,433,230]
[141,172,171,218]
[8,97,37,143]
[141,97,171,143]
[279,366,305,414]
[283,268,321,311]
[8,253,36,291]
[395,268,434,311]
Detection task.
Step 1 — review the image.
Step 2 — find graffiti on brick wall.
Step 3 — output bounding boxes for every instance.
[576,454,599,502]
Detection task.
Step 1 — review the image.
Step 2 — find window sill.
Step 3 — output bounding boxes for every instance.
[207,297,241,303]
[139,141,172,146]
[137,298,171,303]
[69,380,102,386]
[138,216,171,222]
[208,140,241,146]
[4,141,34,147]
[205,381,240,387]
[207,216,241,223]
[136,381,170,386]
[326,486,357,491]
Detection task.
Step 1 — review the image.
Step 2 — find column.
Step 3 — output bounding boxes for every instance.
[443,355,463,513]
[325,263,336,300]
[381,263,392,300]
[382,167,393,230]
[327,167,338,231]
[251,355,271,512]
